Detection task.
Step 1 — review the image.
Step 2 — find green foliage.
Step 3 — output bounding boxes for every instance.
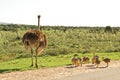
[0,24,120,62]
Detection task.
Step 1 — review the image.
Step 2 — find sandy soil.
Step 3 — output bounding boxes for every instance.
[0,60,120,80]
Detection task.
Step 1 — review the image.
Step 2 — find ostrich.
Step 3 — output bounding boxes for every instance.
[71,54,82,67]
[82,57,90,64]
[92,53,100,67]
[92,52,99,64]
[102,57,110,67]
[22,15,47,68]
[94,56,100,68]
[92,55,100,64]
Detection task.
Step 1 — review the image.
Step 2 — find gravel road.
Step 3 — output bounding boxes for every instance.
[57,66,120,80]
[0,60,120,80]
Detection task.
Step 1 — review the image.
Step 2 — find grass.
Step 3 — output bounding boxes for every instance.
[0,55,71,73]
[1,25,120,61]
[0,52,120,73]
[0,25,120,73]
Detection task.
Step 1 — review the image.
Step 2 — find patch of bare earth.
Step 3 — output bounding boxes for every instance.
[0,60,120,80]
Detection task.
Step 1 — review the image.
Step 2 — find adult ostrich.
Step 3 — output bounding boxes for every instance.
[22,15,47,68]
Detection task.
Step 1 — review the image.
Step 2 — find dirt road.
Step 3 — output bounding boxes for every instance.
[0,60,120,80]
[57,67,120,80]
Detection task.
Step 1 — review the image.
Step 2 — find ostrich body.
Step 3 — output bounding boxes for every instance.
[72,54,82,67]
[92,55,99,64]
[82,57,90,63]
[22,15,47,68]
[72,57,82,67]
[94,56,100,68]
[92,53,99,64]
[102,57,110,67]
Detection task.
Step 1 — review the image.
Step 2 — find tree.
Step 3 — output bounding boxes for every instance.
[105,26,112,33]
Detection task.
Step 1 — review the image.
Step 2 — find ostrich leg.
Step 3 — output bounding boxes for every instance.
[31,48,34,67]
[35,46,44,68]
[106,63,108,67]
[35,53,38,68]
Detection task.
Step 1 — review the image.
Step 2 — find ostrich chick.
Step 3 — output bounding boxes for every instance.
[72,54,82,67]
[82,57,90,64]
[94,56,100,68]
[102,57,110,67]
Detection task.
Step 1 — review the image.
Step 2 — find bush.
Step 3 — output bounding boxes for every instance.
[105,26,112,33]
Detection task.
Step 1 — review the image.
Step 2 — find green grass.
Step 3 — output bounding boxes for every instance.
[0,25,120,73]
[0,52,120,73]
[0,55,72,73]
[1,25,120,61]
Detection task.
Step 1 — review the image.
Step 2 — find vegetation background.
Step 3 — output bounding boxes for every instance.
[0,24,120,73]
